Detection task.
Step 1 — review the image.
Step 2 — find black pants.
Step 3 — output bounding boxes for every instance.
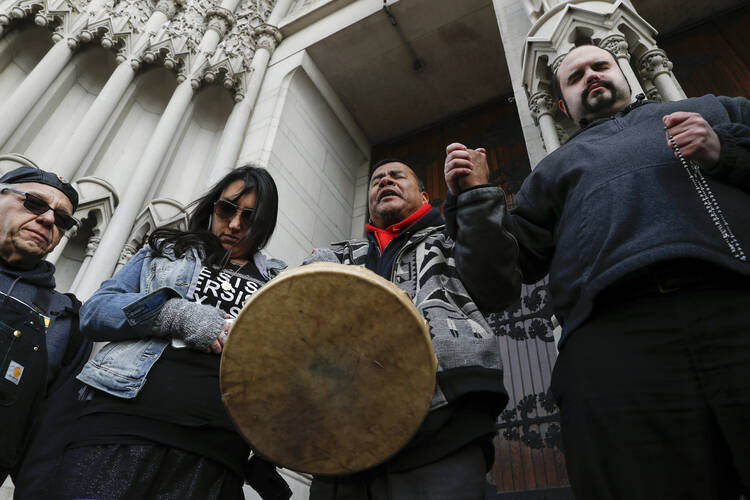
[309,443,487,500]
[551,285,750,500]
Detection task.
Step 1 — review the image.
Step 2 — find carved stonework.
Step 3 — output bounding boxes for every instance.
[528,91,556,122]
[252,23,281,52]
[232,70,252,101]
[555,123,568,144]
[85,236,101,257]
[220,32,254,70]
[111,0,153,34]
[638,48,673,81]
[550,53,565,74]
[206,6,235,37]
[154,0,178,18]
[164,0,209,53]
[643,79,662,101]
[599,34,629,60]
[215,0,275,76]
[232,0,274,29]
[16,0,278,99]
[64,224,80,240]
[222,6,257,61]
[118,243,137,265]
[255,0,274,21]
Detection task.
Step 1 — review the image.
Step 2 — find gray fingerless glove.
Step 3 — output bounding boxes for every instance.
[153,298,225,350]
[302,248,339,265]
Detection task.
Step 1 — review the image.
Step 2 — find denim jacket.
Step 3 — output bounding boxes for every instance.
[77,246,287,398]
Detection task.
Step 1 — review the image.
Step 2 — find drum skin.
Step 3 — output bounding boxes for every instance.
[220,262,437,475]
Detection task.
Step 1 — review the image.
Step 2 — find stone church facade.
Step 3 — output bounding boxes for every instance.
[1,0,748,498]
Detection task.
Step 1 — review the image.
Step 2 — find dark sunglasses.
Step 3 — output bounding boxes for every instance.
[2,187,78,231]
[213,199,256,226]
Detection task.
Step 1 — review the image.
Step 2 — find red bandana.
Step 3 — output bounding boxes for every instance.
[365,203,432,252]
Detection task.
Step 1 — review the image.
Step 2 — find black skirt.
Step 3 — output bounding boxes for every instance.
[54,443,244,500]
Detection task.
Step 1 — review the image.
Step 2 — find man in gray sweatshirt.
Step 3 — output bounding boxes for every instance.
[444,44,750,500]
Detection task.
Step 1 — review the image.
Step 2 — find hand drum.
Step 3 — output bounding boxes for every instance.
[220,262,436,475]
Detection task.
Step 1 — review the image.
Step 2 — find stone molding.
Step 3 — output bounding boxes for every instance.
[638,48,673,81]
[550,53,565,74]
[155,0,179,18]
[117,243,137,266]
[0,0,278,99]
[528,90,556,122]
[643,78,662,101]
[85,236,102,257]
[522,0,658,97]
[599,33,629,60]
[206,6,235,36]
[252,23,281,52]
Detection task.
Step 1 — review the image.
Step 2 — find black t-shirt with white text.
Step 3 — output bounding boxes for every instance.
[191,262,264,319]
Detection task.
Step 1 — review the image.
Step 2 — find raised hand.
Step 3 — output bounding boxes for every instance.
[444,142,490,194]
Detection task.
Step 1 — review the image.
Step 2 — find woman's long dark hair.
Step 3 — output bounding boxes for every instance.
[148,164,279,267]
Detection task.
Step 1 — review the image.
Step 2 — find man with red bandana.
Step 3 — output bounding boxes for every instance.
[304,158,521,499]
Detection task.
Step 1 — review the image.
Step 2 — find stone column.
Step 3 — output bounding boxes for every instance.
[599,34,644,98]
[0,0,110,148]
[72,81,195,298]
[45,227,76,266]
[207,24,282,183]
[643,78,661,101]
[0,41,73,148]
[0,29,20,72]
[72,1,240,299]
[207,0,293,182]
[528,90,560,153]
[53,1,177,179]
[69,236,100,292]
[638,48,681,102]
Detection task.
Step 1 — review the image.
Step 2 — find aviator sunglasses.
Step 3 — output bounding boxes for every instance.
[1,187,78,230]
[213,199,256,227]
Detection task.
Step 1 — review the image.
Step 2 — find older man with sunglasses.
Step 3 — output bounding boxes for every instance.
[0,165,92,499]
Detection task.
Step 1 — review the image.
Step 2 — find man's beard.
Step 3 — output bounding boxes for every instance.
[377,207,406,228]
[581,80,618,114]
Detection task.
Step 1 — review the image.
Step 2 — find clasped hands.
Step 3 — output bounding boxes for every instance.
[444,143,490,195]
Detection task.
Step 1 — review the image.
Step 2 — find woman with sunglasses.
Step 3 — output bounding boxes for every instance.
[54,165,291,500]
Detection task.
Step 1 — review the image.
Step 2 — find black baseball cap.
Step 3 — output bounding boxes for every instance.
[0,165,79,211]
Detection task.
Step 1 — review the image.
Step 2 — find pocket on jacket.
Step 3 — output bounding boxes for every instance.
[0,320,46,406]
[95,341,133,368]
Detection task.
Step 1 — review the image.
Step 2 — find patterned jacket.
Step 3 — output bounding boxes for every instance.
[305,197,521,413]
